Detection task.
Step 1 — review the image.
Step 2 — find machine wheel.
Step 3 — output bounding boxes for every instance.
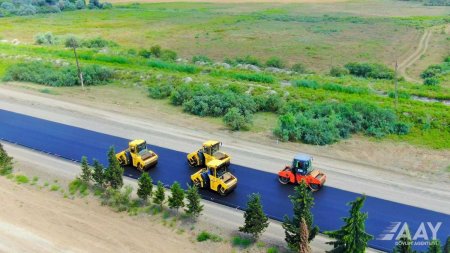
[192,179,202,188]
[309,184,321,192]
[188,158,197,168]
[118,156,125,166]
[218,186,227,196]
[278,176,290,185]
[137,163,144,171]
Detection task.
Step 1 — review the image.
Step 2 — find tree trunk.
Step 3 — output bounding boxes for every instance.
[299,218,311,253]
[73,47,84,90]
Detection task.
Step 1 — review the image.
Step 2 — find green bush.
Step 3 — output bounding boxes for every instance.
[223,107,252,131]
[232,236,253,248]
[147,60,198,74]
[231,72,275,83]
[3,62,113,87]
[69,178,89,196]
[254,94,284,113]
[234,55,262,66]
[138,49,152,58]
[148,83,174,99]
[197,231,222,242]
[293,79,319,89]
[101,186,133,212]
[322,83,369,95]
[81,37,118,48]
[424,77,440,86]
[291,63,306,73]
[160,49,177,62]
[345,62,394,79]
[267,247,279,253]
[192,55,212,63]
[15,175,29,184]
[266,57,284,68]
[330,66,349,77]
[274,101,408,145]
[150,45,162,58]
[388,91,411,99]
[35,32,57,45]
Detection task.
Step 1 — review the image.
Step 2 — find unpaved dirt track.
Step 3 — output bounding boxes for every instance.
[398,29,432,83]
[0,86,448,215]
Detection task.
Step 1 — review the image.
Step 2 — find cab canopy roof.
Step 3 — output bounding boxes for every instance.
[207,159,227,169]
[203,140,220,147]
[129,139,146,146]
[294,153,312,162]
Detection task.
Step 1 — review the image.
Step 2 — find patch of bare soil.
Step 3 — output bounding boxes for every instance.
[0,176,207,253]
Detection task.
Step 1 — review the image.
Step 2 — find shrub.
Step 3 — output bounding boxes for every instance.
[232,236,253,248]
[330,66,349,77]
[150,45,162,58]
[138,49,151,59]
[35,32,57,45]
[161,49,177,62]
[197,231,222,242]
[231,72,275,83]
[388,91,410,99]
[421,64,443,79]
[267,247,279,253]
[15,175,29,184]
[293,79,319,89]
[148,83,173,99]
[192,55,212,64]
[322,83,369,95]
[223,107,252,131]
[147,60,198,74]
[1,2,16,13]
[345,62,394,79]
[254,94,284,113]
[75,0,85,9]
[101,186,133,212]
[234,55,261,66]
[424,77,440,86]
[69,178,89,196]
[266,57,284,68]
[291,63,306,73]
[81,37,117,48]
[16,4,37,15]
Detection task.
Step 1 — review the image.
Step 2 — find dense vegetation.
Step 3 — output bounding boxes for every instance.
[3,61,113,86]
[0,0,111,17]
[421,55,450,86]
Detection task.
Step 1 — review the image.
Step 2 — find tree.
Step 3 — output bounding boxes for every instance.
[239,193,269,239]
[185,184,203,219]
[153,181,165,209]
[393,224,413,253]
[80,156,92,183]
[445,236,450,253]
[325,195,373,253]
[65,36,84,89]
[282,181,319,251]
[168,181,185,212]
[223,107,252,131]
[92,159,105,186]
[299,218,311,253]
[104,146,123,189]
[137,173,153,202]
[427,240,442,253]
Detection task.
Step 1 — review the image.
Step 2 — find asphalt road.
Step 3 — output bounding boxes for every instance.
[1,109,448,252]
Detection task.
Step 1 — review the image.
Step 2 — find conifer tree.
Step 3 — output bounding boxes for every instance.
[168,181,185,212]
[153,181,165,209]
[239,193,269,239]
[427,240,442,253]
[105,146,123,189]
[137,173,153,202]
[325,195,373,253]
[392,224,413,253]
[185,184,203,219]
[282,181,319,251]
[80,156,92,183]
[92,159,105,186]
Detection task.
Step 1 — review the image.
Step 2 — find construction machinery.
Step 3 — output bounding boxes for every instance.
[278,153,326,191]
[115,139,158,171]
[191,159,237,196]
[187,140,230,167]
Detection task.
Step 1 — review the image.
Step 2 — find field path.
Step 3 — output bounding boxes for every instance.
[398,29,432,83]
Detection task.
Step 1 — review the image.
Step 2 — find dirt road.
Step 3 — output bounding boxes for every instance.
[398,29,432,83]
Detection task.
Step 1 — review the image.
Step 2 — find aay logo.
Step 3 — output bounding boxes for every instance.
[378,222,442,241]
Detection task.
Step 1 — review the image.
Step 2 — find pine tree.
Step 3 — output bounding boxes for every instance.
[282,181,319,251]
[239,193,269,239]
[393,224,413,253]
[153,181,165,209]
[80,156,92,183]
[137,173,153,202]
[427,240,442,253]
[168,181,185,212]
[444,236,450,253]
[105,146,123,189]
[325,195,373,253]
[299,217,311,253]
[185,184,203,219]
[92,159,105,186]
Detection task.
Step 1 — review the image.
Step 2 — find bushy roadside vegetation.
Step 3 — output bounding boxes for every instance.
[274,101,409,145]
[0,0,111,17]
[3,61,113,86]
[421,55,450,86]
[344,62,395,80]
[0,143,13,176]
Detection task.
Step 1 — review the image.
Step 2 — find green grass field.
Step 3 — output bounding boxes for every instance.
[0,0,449,149]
